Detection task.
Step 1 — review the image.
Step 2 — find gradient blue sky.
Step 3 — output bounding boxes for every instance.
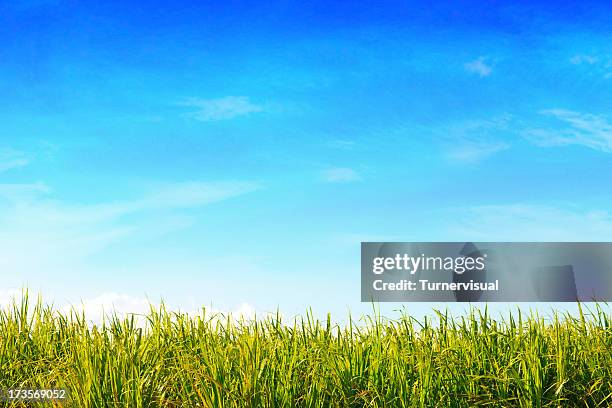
[1,0,611,319]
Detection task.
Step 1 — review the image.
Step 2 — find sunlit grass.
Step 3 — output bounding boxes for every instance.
[0,293,610,407]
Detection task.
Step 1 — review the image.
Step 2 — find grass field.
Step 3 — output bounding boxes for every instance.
[0,295,609,407]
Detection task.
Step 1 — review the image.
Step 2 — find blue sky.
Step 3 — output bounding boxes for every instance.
[1,0,611,320]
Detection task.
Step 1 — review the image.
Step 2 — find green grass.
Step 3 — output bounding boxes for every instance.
[0,294,610,407]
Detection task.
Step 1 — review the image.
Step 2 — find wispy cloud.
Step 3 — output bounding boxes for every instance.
[0,182,50,201]
[446,141,509,163]
[439,115,512,162]
[0,181,260,275]
[0,148,30,173]
[327,139,356,149]
[445,204,612,241]
[570,54,599,65]
[135,181,261,211]
[321,167,361,183]
[569,54,612,78]
[526,109,612,152]
[181,96,263,121]
[464,57,493,77]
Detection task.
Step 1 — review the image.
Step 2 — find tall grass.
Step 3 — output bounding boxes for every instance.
[0,294,609,407]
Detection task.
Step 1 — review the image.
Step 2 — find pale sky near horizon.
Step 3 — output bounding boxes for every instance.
[1,0,611,321]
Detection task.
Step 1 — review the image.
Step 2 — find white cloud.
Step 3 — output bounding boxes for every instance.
[0,148,29,173]
[438,115,512,162]
[526,109,612,152]
[570,54,599,65]
[321,167,361,183]
[231,302,256,320]
[0,182,50,201]
[568,54,612,78]
[63,292,152,324]
[61,292,257,325]
[445,204,612,241]
[464,57,493,77]
[0,181,260,275]
[446,141,509,163]
[141,181,259,209]
[181,96,263,121]
[0,289,259,326]
[327,139,356,149]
